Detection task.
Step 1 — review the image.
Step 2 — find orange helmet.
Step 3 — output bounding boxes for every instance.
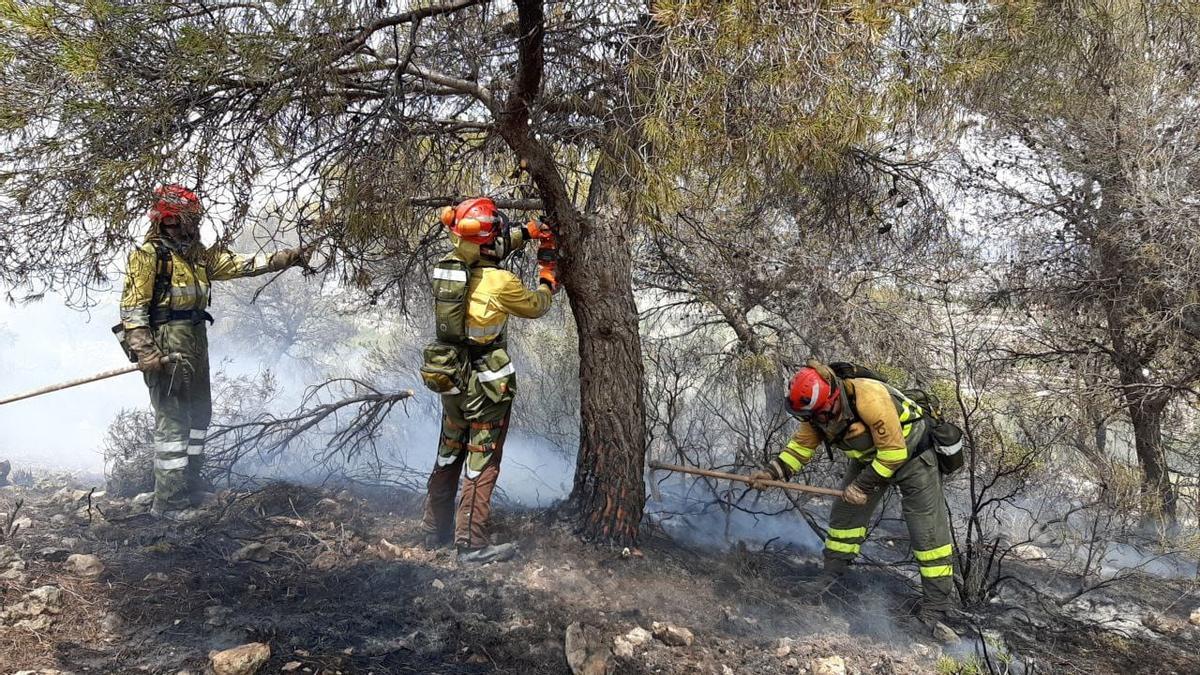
[787,366,841,422]
[439,197,501,245]
[148,184,201,224]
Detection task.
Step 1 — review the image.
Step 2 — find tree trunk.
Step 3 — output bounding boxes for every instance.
[1127,396,1175,522]
[561,210,647,545]
[494,0,647,545]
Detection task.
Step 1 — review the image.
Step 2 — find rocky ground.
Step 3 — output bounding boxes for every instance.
[1,476,1199,674]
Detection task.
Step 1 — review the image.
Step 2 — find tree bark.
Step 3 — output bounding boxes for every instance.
[494,0,647,546]
[1126,393,1175,522]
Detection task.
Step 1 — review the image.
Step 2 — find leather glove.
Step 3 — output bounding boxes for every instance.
[126,327,167,373]
[842,471,881,505]
[269,245,313,270]
[841,482,870,505]
[747,469,775,490]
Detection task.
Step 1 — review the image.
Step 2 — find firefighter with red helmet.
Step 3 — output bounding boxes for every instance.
[749,359,958,636]
[119,184,309,520]
[419,197,558,563]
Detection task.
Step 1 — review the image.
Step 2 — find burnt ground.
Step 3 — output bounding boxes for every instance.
[0,479,1198,675]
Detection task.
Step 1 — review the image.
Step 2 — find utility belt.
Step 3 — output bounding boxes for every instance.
[150,309,215,327]
[420,339,514,400]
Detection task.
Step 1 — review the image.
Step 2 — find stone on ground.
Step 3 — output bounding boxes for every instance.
[210,642,271,675]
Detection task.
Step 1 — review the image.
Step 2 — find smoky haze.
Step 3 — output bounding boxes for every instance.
[0,286,578,507]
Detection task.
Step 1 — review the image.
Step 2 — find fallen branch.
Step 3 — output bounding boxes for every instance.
[206,379,416,477]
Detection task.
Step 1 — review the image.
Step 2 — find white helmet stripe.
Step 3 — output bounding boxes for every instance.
[802,381,821,411]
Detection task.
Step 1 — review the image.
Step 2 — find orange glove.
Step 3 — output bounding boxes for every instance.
[538,265,559,293]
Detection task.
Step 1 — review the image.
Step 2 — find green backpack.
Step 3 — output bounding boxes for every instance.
[829,361,965,475]
[419,257,472,395]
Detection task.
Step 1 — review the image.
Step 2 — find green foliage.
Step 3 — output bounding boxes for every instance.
[935,654,985,675]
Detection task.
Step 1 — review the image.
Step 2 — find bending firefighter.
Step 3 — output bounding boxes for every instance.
[419,197,559,564]
[118,185,310,520]
[750,360,958,634]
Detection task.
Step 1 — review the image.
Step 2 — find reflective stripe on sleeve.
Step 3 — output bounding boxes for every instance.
[871,460,896,478]
[476,363,515,382]
[433,268,468,282]
[827,526,867,539]
[189,429,207,440]
[157,440,187,454]
[875,448,908,463]
[468,323,505,340]
[120,307,151,326]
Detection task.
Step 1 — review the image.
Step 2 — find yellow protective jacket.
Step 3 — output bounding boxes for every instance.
[464,260,553,345]
[119,239,283,330]
[774,378,925,481]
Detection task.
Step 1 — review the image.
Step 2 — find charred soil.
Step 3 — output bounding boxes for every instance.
[0,481,1198,674]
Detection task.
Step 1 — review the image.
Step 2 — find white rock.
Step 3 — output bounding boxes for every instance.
[612,636,634,659]
[651,621,694,647]
[1189,608,1200,626]
[0,568,28,583]
[65,553,105,577]
[1011,544,1048,561]
[432,579,445,590]
[624,626,651,645]
[12,517,33,530]
[27,585,64,613]
[775,637,794,657]
[565,622,609,675]
[210,642,271,675]
[281,663,302,673]
[812,655,846,675]
[143,572,170,583]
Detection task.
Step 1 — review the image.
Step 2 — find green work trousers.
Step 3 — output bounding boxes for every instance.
[421,350,515,548]
[824,450,956,610]
[144,320,211,512]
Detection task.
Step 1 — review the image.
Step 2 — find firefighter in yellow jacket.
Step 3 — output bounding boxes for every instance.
[119,184,308,520]
[750,360,958,635]
[419,197,558,563]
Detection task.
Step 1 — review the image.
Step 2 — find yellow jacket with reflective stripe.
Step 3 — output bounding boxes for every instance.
[119,240,282,330]
[464,262,553,345]
[777,378,924,480]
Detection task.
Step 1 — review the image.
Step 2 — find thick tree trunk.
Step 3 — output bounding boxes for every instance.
[491,0,647,546]
[1107,313,1176,522]
[561,212,647,545]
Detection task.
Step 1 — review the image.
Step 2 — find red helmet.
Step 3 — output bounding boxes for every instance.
[787,366,840,421]
[149,184,201,224]
[439,197,501,244]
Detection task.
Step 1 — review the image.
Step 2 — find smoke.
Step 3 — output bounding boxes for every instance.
[0,285,578,509]
[0,291,144,472]
[645,477,824,553]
